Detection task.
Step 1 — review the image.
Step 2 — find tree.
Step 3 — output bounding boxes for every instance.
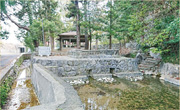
[84,0,88,50]
[66,0,81,49]
[1,0,30,31]
[1,0,65,51]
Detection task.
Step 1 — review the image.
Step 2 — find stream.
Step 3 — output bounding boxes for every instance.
[74,76,179,110]
[3,60,39,110]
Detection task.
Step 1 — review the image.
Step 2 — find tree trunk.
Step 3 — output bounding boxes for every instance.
[109,0,112,49]
[109,35,112,49]
[75,0,81,49]
[90,29,92,50]
[96,38,98,50]
[84,0,88,50]
[44,33,46,46]
[50,36,54,51]
[88,1,92,50]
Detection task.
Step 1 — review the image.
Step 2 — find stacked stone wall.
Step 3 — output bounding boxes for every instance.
[92,42,139,50]
[68,49,119,58]
[33,57,139,77]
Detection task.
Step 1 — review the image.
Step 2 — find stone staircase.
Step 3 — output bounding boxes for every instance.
[138,56,161,73]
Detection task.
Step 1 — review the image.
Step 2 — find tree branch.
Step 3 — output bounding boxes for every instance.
[5,13,30,31]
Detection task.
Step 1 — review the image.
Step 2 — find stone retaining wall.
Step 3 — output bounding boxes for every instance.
[92,42,139,50]
[33,57,139,78]
[68,49,119,58]
[159,63,179,75]
[159,63,179,86]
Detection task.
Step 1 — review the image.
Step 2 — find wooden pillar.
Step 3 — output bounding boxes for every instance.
[69,39,71,48]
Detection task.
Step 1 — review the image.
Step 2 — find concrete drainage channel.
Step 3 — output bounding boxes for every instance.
[26,64,84,110]
[1,56,84,110]
[3,60,39,110]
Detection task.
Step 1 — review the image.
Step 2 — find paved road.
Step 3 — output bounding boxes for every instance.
[0,55,19,70]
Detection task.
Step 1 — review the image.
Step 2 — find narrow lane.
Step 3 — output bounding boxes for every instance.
[0,55,19,70]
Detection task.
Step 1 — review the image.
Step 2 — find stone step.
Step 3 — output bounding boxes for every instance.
[138,66,155,70]
[141,61,158,65]
[139,68,151,71]
[138,64,155,68]
[145,58,161,61]
[139,66,157,71]
[146,56,154,58]
[114,72,143,78]
[145,58,161,62]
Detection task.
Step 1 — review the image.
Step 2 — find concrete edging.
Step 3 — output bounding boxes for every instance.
[25,64,66,110]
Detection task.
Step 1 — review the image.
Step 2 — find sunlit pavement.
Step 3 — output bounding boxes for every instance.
[0,54,19,70]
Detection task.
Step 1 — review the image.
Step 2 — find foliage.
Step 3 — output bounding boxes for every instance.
[1,0,66,51]
[0,76,13,107]
[1,0,179,63]
[66,1,77,18]
[15,54,24,67]
[124,53,136,58]
[0,54,28,108]
[0,24,9,40]
[0,31,9,40]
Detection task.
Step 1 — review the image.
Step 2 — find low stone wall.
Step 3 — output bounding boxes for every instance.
[33,57,139,78]
[92,42,139,50]
[159,63,179,86]
[92,44,120,50]
[159,63,179,75]
[68,49,119,58]
[27,64,83,110]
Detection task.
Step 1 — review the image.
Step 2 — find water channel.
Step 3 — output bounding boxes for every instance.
[3,60,39,110]
[74,76,179,110]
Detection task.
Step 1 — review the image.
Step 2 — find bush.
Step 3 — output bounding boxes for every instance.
[0,76,13,107]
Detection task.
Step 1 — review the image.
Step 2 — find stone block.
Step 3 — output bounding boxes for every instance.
[58,67,64,76]
[64,66,71,72]
[67,71,77,76]
[73,61,79,66]
[51,60,57,66]
[128,66,133,71]
[57,61,63,67]
[41,61,47,66]
[67,61,74,66]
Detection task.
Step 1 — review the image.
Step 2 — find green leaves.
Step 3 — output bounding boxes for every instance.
[66,2,77,18]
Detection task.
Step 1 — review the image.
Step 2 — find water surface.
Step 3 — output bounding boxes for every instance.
[74,76,179,110]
